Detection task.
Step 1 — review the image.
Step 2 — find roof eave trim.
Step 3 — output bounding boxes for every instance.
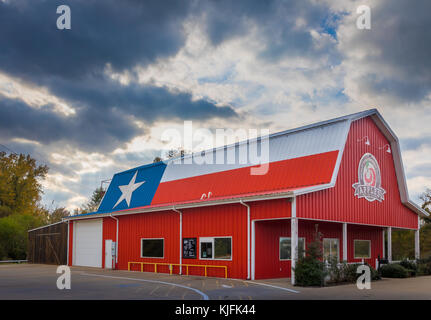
[405,200,430,218]
[65,190,295,220]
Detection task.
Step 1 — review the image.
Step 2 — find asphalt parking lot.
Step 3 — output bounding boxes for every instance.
[1,264,430,300]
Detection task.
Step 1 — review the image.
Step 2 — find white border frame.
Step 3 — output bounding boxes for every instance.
[323,238,340,262]
[279,237,305,261]
[353,239,371,259]
[199,236,233,261]
[140,238,165,259]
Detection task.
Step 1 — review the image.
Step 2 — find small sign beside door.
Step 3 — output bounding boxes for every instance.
[183,238,197,259]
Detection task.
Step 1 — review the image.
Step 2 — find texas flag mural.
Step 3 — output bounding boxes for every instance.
[97,162,167,213]
[96,118,349,214]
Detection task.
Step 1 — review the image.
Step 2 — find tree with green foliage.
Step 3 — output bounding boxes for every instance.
[420,188,431,223]
[392,229,415,260]
[0,152,48,217]
[390,188,431,260]
[420,223,431,259]
[0,152,49,259]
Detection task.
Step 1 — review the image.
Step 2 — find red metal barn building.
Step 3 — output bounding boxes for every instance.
[65,109,428,283]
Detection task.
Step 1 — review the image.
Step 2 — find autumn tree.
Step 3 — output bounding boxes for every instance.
[0,152,48,217]
[420,188,431,224]
[49,207,70,223]
[0,152,49,259]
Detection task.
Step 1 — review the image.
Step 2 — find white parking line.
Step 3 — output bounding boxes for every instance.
[79,272,209,300]
[228,279,300,294]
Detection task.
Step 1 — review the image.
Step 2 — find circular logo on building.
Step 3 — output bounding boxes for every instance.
[352,153,386,202]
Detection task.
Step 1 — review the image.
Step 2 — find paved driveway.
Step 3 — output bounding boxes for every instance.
[0,264,430,300]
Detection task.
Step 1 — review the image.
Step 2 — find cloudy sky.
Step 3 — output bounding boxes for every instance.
[0,0,430,211]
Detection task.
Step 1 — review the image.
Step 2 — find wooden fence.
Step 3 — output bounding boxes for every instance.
[27,222,68,265]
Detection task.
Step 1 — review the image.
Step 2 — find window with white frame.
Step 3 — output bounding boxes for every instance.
[141,238,164,258]
[199,237,232,260]
[354,240,371,259]
[323,238,339,262]
[279,237,305,260]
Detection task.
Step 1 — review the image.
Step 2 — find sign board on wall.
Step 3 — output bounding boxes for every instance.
[352,153,386,202]
[183,238,197,259]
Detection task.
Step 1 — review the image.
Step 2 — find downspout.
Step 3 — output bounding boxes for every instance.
[64,219,69,266]
[110,214,119,268]
[172,207,182,275]
[240,200,251,280]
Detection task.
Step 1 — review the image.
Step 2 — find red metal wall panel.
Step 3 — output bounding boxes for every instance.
[181,204,247,279]
[254,219,383,279]
[299,220,344,257]
[348,224,383,267]
[250,198,291,220]
[297,117,418,229]
[109,203,247,278]
[254,219,291,279]
[102,217,117,268]
[116,210,180,272]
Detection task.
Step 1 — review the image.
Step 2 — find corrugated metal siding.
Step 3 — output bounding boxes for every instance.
[152,151,338,205]
[161,120,349,182]
[297,117,418,229]
[348,224,383,267]
[254,219,383,279]
[254,220,291,279]
[102,217,117,268]
[116,210,180,272]
[181,204,247,279]
[250,198,291,220]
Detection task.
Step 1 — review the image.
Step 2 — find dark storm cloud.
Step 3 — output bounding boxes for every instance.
[341,0,431,103]
[0,81,236,152]
[47,74,237,123]
[196,0,338,61]
[0,0,190,81]
[0,96,137,151]
[0,0,237,151]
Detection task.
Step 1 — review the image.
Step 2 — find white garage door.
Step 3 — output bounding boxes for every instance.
[73,219,102,267]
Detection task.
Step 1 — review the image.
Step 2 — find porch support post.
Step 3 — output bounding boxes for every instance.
[342,223,348,262]
[415,216,420,260]
[415,229,420,260]
[291,197,298,285]
[251,221,256,280]
[387,227,392,263]
[382,229,386,259]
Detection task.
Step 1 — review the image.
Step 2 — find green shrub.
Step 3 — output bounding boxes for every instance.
[399,259,417,271]
[329,262,380,283]
[343,263,361,282]
[380,263,409,278]
[417,258,431,275]
[295,256,326,286]
[367,263,381,280]
[294,225,326,286]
